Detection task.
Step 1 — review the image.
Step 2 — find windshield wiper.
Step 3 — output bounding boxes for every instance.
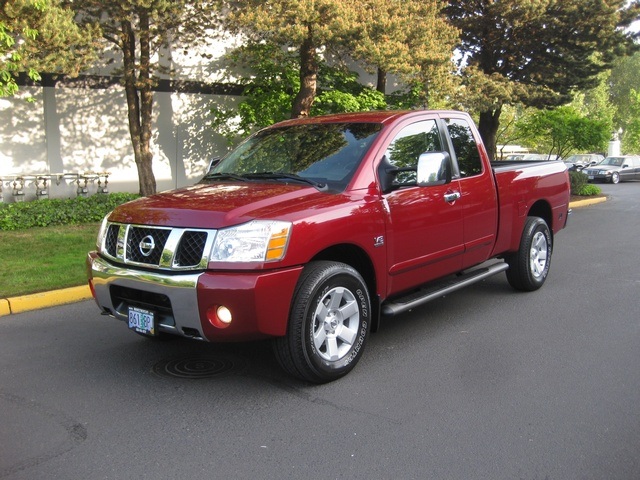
[244,172,327,190]
[203,172,249,182]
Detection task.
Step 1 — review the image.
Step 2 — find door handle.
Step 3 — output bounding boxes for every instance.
[444,191,461,203]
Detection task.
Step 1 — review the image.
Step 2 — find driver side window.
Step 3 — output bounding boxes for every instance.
[385,120,442,186]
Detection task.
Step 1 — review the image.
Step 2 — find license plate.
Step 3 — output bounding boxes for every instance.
[588,175,594,180]
[128,307,156,336]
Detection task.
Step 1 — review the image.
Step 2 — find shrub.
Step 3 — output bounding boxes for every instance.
[0,193,139,231]
[576,184,601,196]
[569,170,589,195]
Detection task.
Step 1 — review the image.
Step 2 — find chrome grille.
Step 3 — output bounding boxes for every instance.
[175,231,208,267]
[105,224,120,257]
[126,226,171,265]
[100,223,215,271]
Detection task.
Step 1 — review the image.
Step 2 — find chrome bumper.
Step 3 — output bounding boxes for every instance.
[89,254,206,339]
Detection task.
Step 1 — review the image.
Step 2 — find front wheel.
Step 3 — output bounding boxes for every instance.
[506,217,552,291]
[611,171,620,184]
[273,261,371,383]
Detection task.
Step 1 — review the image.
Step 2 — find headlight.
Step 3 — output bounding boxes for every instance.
[210,220,292,262]
[96,212,111,251]
[599,170,608,175]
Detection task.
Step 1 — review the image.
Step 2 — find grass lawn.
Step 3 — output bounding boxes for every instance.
[0,224,99,298]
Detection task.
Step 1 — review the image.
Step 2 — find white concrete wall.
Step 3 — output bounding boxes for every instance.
[0,86,239,201]
[0,29,246,202]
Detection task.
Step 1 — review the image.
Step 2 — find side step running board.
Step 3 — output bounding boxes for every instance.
[381,262,509,316]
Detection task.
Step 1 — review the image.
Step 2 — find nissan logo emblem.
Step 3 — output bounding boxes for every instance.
[139,235,156,257]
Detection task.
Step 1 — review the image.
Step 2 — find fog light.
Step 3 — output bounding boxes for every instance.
[217,306,232,324]
[207,305,233,329]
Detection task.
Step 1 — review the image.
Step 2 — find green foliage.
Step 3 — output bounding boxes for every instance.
[623,89,640,154]
[211,43,299,141]
[0,193,138,231]
[610,51,640,131]
[211,42,387,143]
[568,172,601,196]
[569,171,588,195]
[313,87,386,115]
[1,0,98,97]
[576,183,602,196]
[516,106,610,158]
[445,0,639,157]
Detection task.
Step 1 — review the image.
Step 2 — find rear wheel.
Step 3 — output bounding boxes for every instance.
[506,217,552,291]
[273,261,371,383]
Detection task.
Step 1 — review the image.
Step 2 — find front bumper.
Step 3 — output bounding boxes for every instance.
[585,172,612,182]
[87,252,302,341]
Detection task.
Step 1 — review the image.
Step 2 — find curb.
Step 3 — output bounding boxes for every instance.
[569,196,608,208]
[0,285,92,317]
[0,197,607,317]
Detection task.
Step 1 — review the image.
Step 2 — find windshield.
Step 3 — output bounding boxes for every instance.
[203,122,383,192]
[601,157,624,166]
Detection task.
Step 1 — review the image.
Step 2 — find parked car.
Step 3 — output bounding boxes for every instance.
[564,154,604,172]
[584,155,640,184]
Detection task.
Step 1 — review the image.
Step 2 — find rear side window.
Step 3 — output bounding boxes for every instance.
[443,118,483,178]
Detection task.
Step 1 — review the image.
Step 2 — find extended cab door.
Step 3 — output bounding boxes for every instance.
[379,117,464,296]
[439,114,499,269]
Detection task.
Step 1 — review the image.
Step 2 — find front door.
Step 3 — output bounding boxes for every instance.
[380,118,464,296]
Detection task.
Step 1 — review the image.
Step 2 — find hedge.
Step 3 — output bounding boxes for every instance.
[0,193,139,231]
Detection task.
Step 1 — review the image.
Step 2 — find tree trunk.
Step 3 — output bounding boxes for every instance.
[120,18,157,197]
[291,26,317,118]
[478,108,502,161]
[376,68,386,94]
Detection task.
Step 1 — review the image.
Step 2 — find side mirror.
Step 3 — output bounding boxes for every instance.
[622,164,629,168]
[417,152,452,186]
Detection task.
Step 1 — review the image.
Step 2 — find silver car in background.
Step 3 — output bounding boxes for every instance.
[584,155,640,184]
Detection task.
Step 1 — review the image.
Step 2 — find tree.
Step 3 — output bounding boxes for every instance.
[1,0,97,97]
[445,0,640,160]
[623,89,640,154]
[210,42,386,142]
[70,0,222,196]
[227,0,459,119]
[516,106,610,159]
[226,1,361,119]
[609,51,640,134]
[349,0,458,106]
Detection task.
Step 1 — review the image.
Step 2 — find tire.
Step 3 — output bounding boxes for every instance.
[611,172,620,184]
[273,261,371,383]
[506,217,552,292]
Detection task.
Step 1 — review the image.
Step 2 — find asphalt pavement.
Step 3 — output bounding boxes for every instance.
[0,182,637,480]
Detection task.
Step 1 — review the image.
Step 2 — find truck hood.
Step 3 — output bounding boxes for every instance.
[109,182,343,229]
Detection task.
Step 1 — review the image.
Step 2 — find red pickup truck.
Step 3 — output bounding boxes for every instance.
[87,110,570,383]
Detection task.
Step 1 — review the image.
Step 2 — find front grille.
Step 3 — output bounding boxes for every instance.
[105,224,120,257]
[126,226,171,265]
[100,223,215,271]
[175,231,208,267]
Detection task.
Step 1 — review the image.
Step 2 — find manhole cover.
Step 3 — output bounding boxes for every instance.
[152,355,246,379]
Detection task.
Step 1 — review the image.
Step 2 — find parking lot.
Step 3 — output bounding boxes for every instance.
[1,182,639,480]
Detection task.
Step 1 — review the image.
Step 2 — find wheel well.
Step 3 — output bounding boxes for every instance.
[311,244,376,293]
[528,200,553,231]
[311,244,380,331]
